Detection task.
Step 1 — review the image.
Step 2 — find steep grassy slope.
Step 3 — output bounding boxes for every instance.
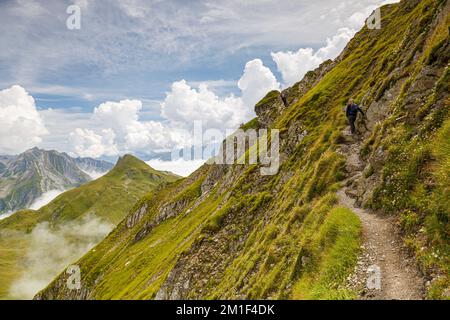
[0,155,179,299]
[38,0,448,300]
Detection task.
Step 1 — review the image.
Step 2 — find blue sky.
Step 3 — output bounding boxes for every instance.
[0,0,398,174]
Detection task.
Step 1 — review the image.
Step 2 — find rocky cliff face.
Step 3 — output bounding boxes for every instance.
[0,148,113,214]
[37,0,449,300]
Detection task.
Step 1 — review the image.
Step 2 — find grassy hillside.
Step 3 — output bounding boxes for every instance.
[0,155,179,299]
[38,0,448,300]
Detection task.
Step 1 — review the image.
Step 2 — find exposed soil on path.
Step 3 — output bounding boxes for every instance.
[337,128,425,300]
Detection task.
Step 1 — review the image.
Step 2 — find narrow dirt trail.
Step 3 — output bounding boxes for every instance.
[337,128,424,300]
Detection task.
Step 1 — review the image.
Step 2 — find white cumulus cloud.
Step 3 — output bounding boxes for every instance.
[93,99,143,135]
[238,59,280,107]
[68,58,280,159]
[161,80,246,130]
[271,28,355,86]
[271,0,398,87]
[92,99,175,150]
[70,99,178,157]
[146,158,207,177]
[162,59,279,130]
[0,85,48,155]
[69,128,118,158]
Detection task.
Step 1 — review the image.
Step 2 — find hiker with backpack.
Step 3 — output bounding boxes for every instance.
[345,99,365,134]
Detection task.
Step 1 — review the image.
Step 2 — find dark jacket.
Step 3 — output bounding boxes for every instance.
[346,103,364,118]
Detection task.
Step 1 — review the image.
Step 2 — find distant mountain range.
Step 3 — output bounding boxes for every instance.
[73,157,114,177]
[0,154,179,299]
[0,148,113,214]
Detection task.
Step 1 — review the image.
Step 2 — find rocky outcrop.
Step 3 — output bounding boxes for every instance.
[349,3,450,209]
[281,59,335,107]
[201,164,228,195]
[126,204,148,229]
[34,274,92,300]
[254,90,285,128]
[254,59,336,129]
[134,198,191,242]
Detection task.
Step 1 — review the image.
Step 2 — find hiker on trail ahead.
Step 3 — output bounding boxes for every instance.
[345,99,365,134]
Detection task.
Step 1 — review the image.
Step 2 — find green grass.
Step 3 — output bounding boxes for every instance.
[202,194,361,300]
[255,90,280,111]
[0,232,28,298]
[85,193,223,299]
[291,207,361,299]
[239,117,258,131]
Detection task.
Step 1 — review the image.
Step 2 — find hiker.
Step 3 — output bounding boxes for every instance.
[345,99,365,134]
[280,91,288,107]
